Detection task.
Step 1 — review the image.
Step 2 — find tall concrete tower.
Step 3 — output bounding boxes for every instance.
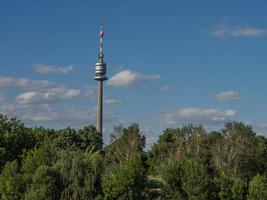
[94,24,107,135]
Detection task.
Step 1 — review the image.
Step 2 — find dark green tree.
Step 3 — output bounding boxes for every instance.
[0,160,24,200]
[77,125,102,150]
[24,165,63,200]
[0,115,36,169]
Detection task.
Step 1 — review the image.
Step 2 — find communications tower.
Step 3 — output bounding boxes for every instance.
[94,24,107,135]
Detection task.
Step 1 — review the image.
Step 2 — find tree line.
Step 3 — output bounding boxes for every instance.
[0,114,267,199]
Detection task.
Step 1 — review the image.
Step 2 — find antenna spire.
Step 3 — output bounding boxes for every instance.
[99,23,104,62]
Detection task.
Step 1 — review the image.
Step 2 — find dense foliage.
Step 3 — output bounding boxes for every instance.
[0,114,267,199]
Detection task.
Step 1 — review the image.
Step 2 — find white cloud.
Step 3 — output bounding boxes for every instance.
[0,95,48,117]
[160,85,173,92]
[250,123,267,135]
[82,86,122,105]
[0,96,15,114]
[161,107,237,125]
[83,85,97,99]
[212,25,266,38]
[107,70,161,87]
[16,87,80,105]
[103,94,123,105]
[33,64,74,74]
[0,96,4,103]
[0,76,57,90]
[253,123,267,132]
[255,123,267,130]
[104,98,123,105]
[216,90,243,101]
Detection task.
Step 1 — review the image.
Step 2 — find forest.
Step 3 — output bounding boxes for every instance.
[0,114,267,200]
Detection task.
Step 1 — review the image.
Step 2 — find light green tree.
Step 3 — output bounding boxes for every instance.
[105,124,146,166]
[102,154,147,200]
[231,178,244,200]
[161,160,185,200]
[57,148,103,200]
[218,176,233,200]
[22,143,58,184]
[247,175,267,200]
[182,159,209,200]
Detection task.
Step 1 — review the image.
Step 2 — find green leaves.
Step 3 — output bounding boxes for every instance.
[182,160,209,200]
[161,160,209,200]
[57,148,103,200]
[24,166,63,200]
[247,175,267,200]
[231,178,245,200]
[102,154,147,200]
[105,124,146,166]
[0,114,35,169]
[0,160,24,200]
[161,160,184,199]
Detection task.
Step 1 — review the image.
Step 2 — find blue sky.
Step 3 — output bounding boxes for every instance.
[1,0,267,145]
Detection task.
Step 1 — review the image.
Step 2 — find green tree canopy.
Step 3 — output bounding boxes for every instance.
[0,160,24,200]
[247,175,267,200]
[102,154,147,200]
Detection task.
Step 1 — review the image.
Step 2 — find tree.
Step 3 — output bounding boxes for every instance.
[148,125,208,175]
[161,160,186,199]
[182,159,209,200]
[231,178,245,200]
[0,115,36,169]
[247,175,267,200]
[211,122,264,184]
[22,143,58,184]
[218,176,233,200]
[57,148,103,200]
[52,127,80,149]
[105,124,146,166]
[0,160,24,200]
[77,125,102,150]
[102,154,147,200]
[24,165,63,200]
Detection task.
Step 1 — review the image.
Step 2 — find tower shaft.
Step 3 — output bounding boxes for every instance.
[96,80,103,134]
